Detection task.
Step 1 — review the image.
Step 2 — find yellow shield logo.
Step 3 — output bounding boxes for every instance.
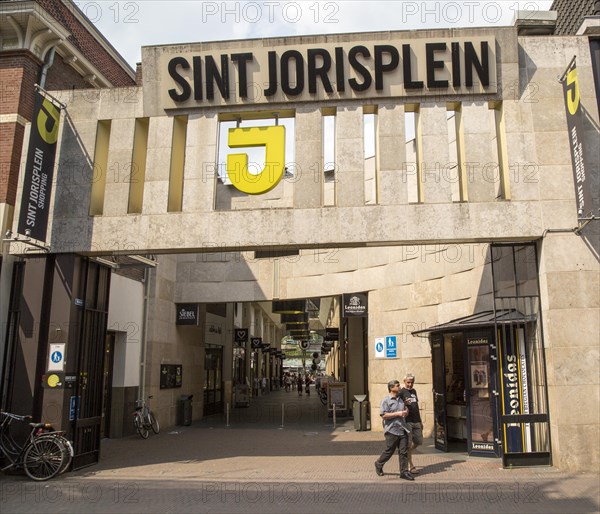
[226,125,285,195]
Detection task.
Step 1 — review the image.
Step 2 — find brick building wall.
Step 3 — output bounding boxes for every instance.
[37,0,135,87]
[0,51,41,205]
[0,51,41,119]
[44,55,92,91]
[0,123,25,206]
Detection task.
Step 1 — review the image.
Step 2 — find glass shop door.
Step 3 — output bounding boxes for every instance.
[465,331,500,457]
[431,335,448,452]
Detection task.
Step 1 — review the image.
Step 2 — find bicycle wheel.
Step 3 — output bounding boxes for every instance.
[23,437,64,481]
[134,413,149,439]
[149,411,160,434]
[34,434,72,474]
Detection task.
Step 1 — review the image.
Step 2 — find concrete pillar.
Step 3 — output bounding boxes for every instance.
[419,103,453,204]
[143,116,173,214]
[104,118,135,215]
[336,105,364,207]
[378,104,408,205]
[182,112,218,212]
[462,102,498,202]
[294,106,322,208]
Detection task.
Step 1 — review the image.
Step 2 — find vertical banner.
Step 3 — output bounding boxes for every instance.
[561,57,592,219]
[499,327,525,453]
[17,91,62,242]
[517,328,532,452]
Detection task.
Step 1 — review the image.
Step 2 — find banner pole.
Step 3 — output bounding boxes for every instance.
[34,83,67,109]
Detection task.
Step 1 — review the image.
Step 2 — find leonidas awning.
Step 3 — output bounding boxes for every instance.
[411,309,536,336]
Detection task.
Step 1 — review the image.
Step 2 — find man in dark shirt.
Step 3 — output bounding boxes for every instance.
[399,373,423,474]
[374,379,414,480]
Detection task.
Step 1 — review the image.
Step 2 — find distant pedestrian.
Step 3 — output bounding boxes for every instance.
[297,376,303,396]
[305,376,311,395]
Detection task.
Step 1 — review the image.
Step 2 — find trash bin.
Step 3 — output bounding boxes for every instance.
[353,395,369,431]
[177,394,193,426]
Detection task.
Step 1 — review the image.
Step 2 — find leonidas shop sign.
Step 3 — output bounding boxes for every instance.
[160,36,496,108]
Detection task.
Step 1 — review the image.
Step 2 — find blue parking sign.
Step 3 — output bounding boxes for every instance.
[385,336,397,358]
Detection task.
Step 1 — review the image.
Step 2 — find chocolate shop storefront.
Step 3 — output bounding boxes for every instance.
[413,245,550,467]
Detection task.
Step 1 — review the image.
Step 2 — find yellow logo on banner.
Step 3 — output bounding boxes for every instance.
[37,98,60,145]
[566,68,580,116]
[226,126,285,195]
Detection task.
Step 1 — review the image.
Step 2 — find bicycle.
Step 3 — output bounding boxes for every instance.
[318,387,328,406]
[0,411,73,481]
[133,396,159,439]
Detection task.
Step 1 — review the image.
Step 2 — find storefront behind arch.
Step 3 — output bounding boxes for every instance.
[413,244,552,468]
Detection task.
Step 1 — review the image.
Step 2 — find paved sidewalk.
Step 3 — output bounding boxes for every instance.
[1,388,599,513]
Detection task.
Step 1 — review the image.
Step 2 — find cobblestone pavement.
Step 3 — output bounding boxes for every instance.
[1,388,599,513]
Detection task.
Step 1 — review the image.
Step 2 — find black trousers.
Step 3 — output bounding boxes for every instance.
[376,431,409,474]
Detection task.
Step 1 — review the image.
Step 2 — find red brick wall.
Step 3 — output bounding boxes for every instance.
[38,0,136,86]
[0,51,41,205]
[0,122,25,205]
[0,51,41,119]
[45,54,92,90]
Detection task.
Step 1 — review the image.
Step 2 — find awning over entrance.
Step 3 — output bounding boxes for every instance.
[411,309,536,336]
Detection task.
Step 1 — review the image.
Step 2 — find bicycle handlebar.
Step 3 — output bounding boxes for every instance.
[0,412,32,422]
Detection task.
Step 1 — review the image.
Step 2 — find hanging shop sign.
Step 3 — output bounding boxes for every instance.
[176,303,199,325]
[251,337,263,349]
[324,327,339,341]
[158,37,496,109]
[234,328,249,345]
[342,293,368,317]
[561,57,593,220]
[17,91,62,242]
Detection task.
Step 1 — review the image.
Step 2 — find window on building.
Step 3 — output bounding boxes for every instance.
[89,120,111,215]
[489,101,511,200]
[168,115,188,212]
[404,105,422,203]
[323,109,336,206]
[364,107,378,204]
[446,103,467,202]
[128,117,149,214]
[216,114,295,185]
